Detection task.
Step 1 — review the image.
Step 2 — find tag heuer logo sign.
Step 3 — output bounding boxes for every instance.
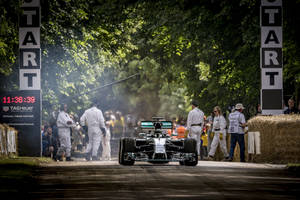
[3,106,9,112]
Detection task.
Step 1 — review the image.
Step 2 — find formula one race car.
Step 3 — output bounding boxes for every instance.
[118,117,198,166]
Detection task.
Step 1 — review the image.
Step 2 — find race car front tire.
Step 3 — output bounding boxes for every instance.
[183,138,198,166]
[119,138,135,165]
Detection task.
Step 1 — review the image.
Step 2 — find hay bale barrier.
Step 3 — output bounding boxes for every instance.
[246,115,300,164]
[0,124,18,157]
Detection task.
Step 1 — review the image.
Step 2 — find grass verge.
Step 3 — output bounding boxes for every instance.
[286,163,300,173]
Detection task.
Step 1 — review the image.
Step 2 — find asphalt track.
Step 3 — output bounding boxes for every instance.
[21,159,300,200]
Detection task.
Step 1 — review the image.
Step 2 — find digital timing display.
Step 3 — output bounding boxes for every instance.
[2,96,36,104]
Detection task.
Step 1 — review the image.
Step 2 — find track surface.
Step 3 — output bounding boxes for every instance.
[20,159,299,200]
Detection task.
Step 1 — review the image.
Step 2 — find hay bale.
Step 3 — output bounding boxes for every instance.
[0,124,6,155]
[0,124,18,157]
[245,114,300,164]
[7,127,17,154]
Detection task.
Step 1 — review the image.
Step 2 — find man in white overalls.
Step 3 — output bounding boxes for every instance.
[56,103,75,161]
[186,100,204,155]
[80,100,106,161]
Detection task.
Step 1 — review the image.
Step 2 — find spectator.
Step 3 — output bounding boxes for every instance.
[104,111,113,138]
[283,100,288,111]
[205,112,214,153]
[42,126,58,160]
[200,130,208,160]
[113,111,124,139]
[125,114,136,137]
[101,121,111,161]
[167,118,177,137]
[256,104,262,116]
[284,99,298,114]
[71,122,84,152]
[171,117,177,136]
[41,124,45,135]
[176,119,186,139]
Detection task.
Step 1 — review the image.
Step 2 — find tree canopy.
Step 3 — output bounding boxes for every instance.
[0,0,299,121]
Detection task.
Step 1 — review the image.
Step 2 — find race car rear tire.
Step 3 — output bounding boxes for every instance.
[119,138,135,165]
[184,138,198,166]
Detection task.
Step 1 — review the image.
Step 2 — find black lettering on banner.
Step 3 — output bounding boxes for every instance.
[261,6,282,26]
[264,30,279,44]
[22,31,37,46]
[265,72,279,85]
[261,48,282,68]
[19,7,40,27]
[20,49,40,69]
[23,73,37,87]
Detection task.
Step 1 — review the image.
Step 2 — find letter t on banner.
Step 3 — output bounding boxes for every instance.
[260,0,283,115]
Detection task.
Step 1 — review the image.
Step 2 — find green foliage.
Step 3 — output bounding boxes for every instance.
[0,0,299,121]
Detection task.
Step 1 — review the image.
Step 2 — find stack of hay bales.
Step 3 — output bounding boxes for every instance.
[242,115,300,163]
[0,124,6,155]
[0,124,18,157]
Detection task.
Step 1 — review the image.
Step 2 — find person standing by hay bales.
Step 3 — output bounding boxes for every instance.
[228,103,247,162]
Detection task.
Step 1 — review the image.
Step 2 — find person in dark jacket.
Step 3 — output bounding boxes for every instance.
[42,126,59,160]
[284,99,298,114]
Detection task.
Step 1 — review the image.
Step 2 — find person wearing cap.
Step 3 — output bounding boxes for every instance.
[80,100,106,161]
[186,100,205,156]
[56,103,75,161]
[227,103,247,162]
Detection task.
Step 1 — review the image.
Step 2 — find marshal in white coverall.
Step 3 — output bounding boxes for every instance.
[208,115,229,158]
[56,110,75,158]
[80,106,105,158]
[187,107,204,155]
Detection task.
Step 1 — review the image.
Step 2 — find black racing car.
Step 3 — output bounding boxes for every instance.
[119,117,198,166]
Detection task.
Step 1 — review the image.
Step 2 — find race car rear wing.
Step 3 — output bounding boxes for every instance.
[141,121,172,129]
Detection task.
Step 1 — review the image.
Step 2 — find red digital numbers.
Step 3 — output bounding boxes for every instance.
[26,96,36,103]
[2,96,36,104]
[15,96,23,103]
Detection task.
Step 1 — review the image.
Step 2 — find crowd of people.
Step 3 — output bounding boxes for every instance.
[169,101,246,162]
[42,97,300,162]
[42,100,138,161]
